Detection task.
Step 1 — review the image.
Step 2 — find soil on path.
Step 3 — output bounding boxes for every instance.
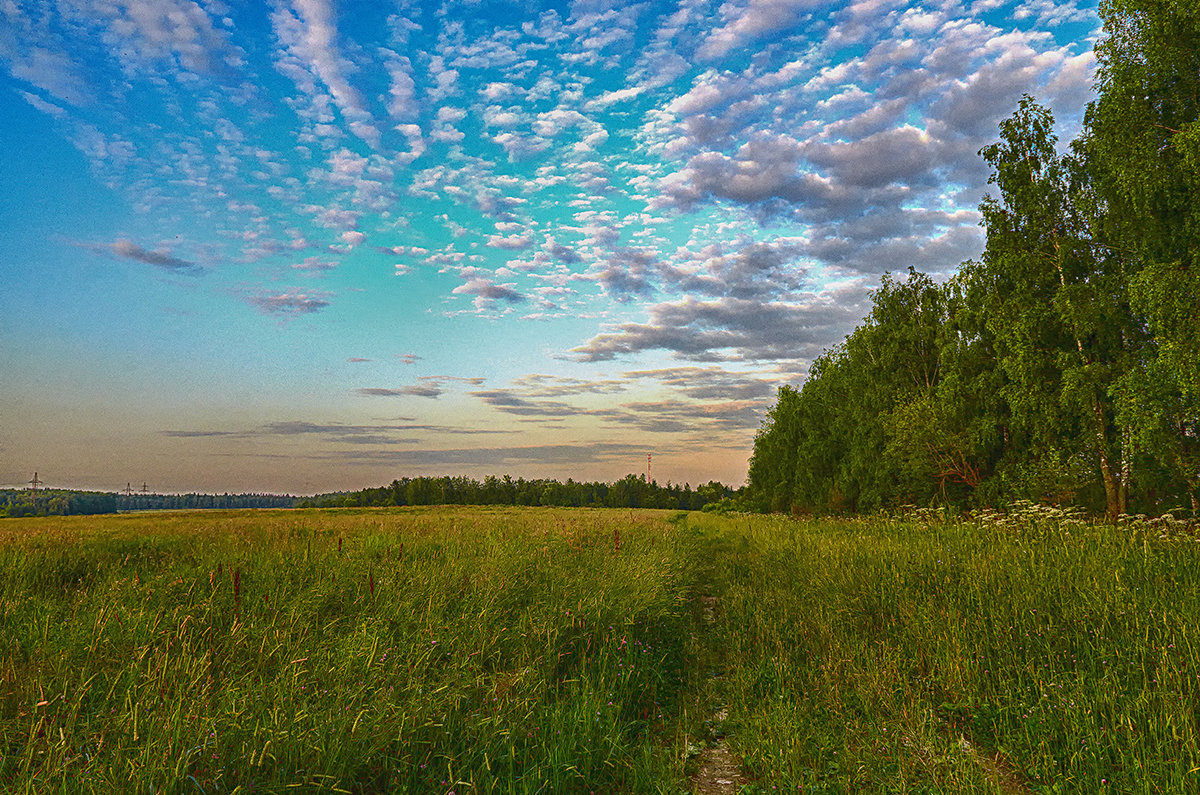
[691,737,746,795]
[689,595,749,794]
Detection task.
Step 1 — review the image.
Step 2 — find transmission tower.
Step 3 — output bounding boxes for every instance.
[140,482,149,496]
[647,453,652,484]
[28,472,43,493]
[123,482,133,497]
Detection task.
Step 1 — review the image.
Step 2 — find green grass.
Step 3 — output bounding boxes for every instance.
[706,508,1200,793]
[1,507,708,793]
[3,506,1200,792]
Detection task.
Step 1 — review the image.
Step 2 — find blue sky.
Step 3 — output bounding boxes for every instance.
[0,0,1099,494]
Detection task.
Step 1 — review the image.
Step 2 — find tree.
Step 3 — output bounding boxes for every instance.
[974,96,1145,516]
[1084,0,1200,513]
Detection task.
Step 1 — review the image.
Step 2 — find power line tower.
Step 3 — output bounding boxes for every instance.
[123,482,133,497]
[140,482,150,496]
[647,453,652,484]
[28,472,43,493]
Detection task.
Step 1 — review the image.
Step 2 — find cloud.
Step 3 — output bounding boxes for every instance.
[382,51,418,120]
[106,238,204,274]
[658,237,808,300]
[452,277,526,305]
[18,90,69,119]
[508,374,627,397]
[357,385,442,398]
[292,255,336,271]
[91,0,245,77]
[271,0,381,148]
[699,0,825,60]
[492,131,550,161]
[573,294,868,364]
[248,290,332,315]
[378,245,429,257]
[162,418,507,445]
[9,0,1104,464]
[0,38,93,106]
[655,136,823,210]
[356,375,485,398]
[623,366,783,400]
[307,205,362,231]
[470,389,577,418]
[804,125,941,189]
[160,429,238,438]
[254,421,417,444]
[589,399,766,433]
[485,233,534,250]
[582,247,658,301]
[308,442,640,468]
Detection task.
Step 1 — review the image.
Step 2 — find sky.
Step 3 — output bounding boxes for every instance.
[0,0,1100,495]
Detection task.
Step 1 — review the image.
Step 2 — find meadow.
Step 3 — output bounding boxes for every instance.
[2,505,1199,793]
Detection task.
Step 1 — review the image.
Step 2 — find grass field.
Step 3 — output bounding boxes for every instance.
[2,506,1199,793]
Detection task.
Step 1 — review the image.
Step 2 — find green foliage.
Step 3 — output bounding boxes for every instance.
[302,474,736,511]
[747,7,1200,516]
[0,491,299,517]
[0,490,118,518]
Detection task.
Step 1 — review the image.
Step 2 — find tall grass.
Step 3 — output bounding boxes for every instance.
[708,508,1200,793]
[0,507,705,793]
[6,505,1199,793]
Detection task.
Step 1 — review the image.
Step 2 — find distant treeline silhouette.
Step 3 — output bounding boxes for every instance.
[299,474,735,511]
[1,489,297,517]
[2,475,738,517]
[1,489,120,517]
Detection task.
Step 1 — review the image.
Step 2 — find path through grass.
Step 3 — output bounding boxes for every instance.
[3,506,1200,793]
[704,509,1200,793]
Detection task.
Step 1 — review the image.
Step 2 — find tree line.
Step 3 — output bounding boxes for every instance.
[114,493,299,512]
[748,2,1199,518]
[299,474,735,511]
[1,489,119,517]
[1,490,298,517]
[2,476,738,517]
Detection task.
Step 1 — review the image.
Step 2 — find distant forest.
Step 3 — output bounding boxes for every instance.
[1,475,736,517]
[748,3,1199,517]
[0,490,298,518]
[300,474,735,511]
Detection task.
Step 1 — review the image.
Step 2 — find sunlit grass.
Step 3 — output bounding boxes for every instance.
[710,509,1200,793]
[4,506,1199,793]
[0,507,705,793]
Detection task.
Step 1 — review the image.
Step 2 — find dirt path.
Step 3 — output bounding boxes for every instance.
[958,735,1033,795]
[691,737,745,794]
[688,595,749,794]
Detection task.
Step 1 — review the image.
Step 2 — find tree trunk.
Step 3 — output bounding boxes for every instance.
[1055,242,1123,518]
[1098,448,1121,520]
[1094,401,1122,519]
[1118,426,1132,516]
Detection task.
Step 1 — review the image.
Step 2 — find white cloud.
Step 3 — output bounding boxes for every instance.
[699,0,825,60]
[272,0,381,149]
[249,289,332,315]
[485,234,533,250]
[383,51,418,120]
